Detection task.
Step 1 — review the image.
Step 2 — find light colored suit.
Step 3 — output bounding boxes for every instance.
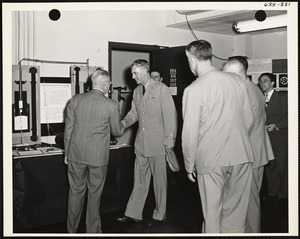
[182,66,255,233]
[243,79,274,233]
[123,78,177,220]
[64,89,123,233]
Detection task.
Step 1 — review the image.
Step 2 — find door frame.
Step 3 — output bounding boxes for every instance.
[108,41,161,82]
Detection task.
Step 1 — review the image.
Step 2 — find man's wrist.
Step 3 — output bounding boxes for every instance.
[121,120,126,128]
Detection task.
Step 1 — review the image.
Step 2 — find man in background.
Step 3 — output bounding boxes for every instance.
[223,56,274,232]
[117,59,177,227]
[151,70,163,82]
[182,40,255,233]
[64,68,123,233]
[258,72,288,203]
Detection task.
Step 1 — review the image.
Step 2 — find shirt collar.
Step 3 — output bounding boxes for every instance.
[266,88,274,98]
[143,77,152,90]
[92,88,105,94]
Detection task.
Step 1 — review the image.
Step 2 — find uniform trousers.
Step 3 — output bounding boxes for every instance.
[125,154,167,221]
[197,163,252,233]
[246,166,264,233]
[67,161,107,233]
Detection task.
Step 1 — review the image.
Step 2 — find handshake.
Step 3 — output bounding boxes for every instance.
[121,120,127,129]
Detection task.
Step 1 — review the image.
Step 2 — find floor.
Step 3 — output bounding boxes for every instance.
[14,169,288,234]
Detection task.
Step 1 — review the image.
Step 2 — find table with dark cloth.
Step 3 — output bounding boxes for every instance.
[13,145,134,231]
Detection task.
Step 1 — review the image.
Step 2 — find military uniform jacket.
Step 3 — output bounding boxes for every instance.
[123,79,178,157]
[64,89,123,167]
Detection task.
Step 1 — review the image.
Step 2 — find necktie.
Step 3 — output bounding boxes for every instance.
[142,86,145,95]
[265,93,269,106]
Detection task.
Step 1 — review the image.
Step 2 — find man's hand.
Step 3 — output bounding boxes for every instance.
[165,146,174,151]
[64,156,68,165]
[121,120,126,129]
[187,168,197,183]
[266,124,277,132]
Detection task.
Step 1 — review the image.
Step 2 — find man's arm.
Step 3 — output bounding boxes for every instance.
[275,92,288,130]
[181,86,201,175]
[110,102,124,137]
[64,98,75,163]
[122,90,138,129]
[160,85,178,148]
[243,86,255,135]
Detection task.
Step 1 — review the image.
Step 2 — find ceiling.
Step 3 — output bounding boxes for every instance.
[168,10,287,35]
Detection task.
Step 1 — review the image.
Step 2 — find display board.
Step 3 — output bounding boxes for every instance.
[39,77,71,145]
[40,83,71,123]
[248,59,288,91]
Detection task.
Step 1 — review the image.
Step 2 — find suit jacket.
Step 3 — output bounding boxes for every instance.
[123,78,177,157]
[64,89,123,167]
[244,79,274,168]
[266,90,288,147]
[182,66,255,174]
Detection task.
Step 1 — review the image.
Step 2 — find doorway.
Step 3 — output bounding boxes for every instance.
[109,42,160,144]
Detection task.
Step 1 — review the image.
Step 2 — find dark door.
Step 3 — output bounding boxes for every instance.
[153,46,195,167]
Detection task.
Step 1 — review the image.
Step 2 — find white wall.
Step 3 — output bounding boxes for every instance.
[12,10,287,76]
[252,31,287,59]
[13,10,234,76]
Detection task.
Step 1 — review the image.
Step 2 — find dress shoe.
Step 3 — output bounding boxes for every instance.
[146,218,166,227]
[116,216,142,223]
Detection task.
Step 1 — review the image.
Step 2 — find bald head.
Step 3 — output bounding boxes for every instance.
[223,55,249,80]
[223,60,245,76]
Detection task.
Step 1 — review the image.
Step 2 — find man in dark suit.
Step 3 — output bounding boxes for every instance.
[117,59,177,227]
[259,72,288,202]
[64,68,123,233]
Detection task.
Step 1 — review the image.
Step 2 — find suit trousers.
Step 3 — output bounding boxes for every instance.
[67,161,107,233]
[246,166,264,233]
[197,163,252,233]
[264,144,288,198]
[125,154,167,221]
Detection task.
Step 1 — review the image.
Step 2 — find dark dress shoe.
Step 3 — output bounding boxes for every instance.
[146,218,166,227]
[116,216,142,223]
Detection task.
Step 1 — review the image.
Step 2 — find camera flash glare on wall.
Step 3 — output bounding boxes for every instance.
[232,14,287,33]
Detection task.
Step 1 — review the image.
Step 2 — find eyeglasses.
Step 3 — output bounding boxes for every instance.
[104,81,112,85]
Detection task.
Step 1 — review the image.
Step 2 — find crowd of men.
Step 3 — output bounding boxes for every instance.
[63,40,288,233]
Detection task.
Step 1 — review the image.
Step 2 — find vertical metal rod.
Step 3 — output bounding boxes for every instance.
[29,67,38,142]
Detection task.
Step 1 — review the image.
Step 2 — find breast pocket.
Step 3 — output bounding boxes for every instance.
[146,97,159,115]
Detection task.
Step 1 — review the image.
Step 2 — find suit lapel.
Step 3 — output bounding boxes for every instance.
[266,90,279,117]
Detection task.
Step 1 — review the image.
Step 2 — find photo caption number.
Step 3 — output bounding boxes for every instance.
[264,2,291,7]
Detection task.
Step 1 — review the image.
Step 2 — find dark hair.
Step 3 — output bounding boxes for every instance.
[186,40,212,61]
[131,59,150,72]
[258,72,276,83]
[151,69,160,74]
[228,56,249,72]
